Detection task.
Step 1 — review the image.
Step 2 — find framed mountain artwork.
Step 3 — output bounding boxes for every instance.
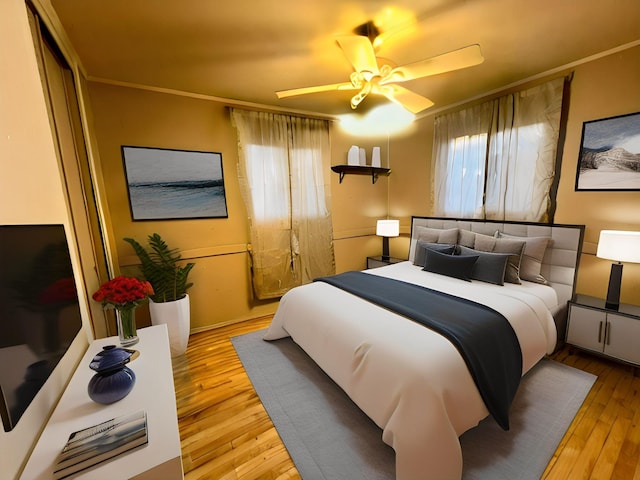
[575,111,640,191]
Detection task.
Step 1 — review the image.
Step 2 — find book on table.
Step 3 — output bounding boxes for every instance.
[52,410,148,479]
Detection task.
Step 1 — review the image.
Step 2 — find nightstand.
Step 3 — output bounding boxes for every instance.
[566,294,640,367]
[366,256,405,269]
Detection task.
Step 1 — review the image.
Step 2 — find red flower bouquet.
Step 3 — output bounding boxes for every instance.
[92,276,154,310]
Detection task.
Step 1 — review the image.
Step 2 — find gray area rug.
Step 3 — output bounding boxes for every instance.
[231,330,596,480]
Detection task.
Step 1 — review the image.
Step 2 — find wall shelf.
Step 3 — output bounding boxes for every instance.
[331,165,391,184]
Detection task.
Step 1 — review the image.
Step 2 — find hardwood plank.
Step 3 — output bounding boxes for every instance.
[175,317,640,480]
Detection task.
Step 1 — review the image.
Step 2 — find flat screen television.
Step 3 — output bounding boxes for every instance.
[0,225,83,432]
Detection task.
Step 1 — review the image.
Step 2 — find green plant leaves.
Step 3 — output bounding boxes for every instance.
[123,233,195,303]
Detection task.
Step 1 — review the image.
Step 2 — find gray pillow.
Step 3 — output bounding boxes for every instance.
[423,248,478,281]
[473,232,525,284]
[496,232,551,284]
[458,245,510,285]
[458,229,477,248]
[414,226,459,244]
[413,241,456,267]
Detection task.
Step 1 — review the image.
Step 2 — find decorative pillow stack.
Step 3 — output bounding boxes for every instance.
[415,226,552,287]
[463,231,526,284]
[412,226,459,268]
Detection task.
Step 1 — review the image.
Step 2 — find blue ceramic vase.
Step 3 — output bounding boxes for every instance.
[87,345,138,404]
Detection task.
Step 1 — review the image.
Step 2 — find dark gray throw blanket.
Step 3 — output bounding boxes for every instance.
[314,271,523,430]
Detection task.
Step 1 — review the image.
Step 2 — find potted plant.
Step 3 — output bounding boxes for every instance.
[124,233,195,356]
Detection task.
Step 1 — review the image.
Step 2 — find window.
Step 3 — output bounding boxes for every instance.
[245,145,290,222]
[433,77,567,222]
[441,132,488,217]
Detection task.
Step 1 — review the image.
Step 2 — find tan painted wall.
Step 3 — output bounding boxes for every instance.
[554,46,640,305]
[330,129,392,270]
[330,120,431,266]
[86,84,278,331]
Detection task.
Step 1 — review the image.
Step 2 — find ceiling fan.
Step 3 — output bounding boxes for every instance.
[276,21,484,114]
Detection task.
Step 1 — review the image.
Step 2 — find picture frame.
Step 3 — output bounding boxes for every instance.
[122,146,228,220]
[575,111,640,191]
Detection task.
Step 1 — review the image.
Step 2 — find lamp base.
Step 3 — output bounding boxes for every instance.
[605,262,623,311]
[381,237,390,261]
[605,301,620,311]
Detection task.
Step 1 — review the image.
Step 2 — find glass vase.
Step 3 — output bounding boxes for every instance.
[116,307,139,346]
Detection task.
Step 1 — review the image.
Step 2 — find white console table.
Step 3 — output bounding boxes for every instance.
[20,325,183,479]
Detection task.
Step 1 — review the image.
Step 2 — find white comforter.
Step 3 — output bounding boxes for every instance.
[264,262,558,480]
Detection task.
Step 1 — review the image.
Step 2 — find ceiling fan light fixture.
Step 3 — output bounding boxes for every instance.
[275,22,483,115]
[338,103,415,137]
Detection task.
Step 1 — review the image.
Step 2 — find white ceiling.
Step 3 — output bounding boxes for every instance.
[48,0,640,117]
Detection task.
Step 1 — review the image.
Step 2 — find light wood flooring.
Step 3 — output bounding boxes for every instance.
[173,316,640,480]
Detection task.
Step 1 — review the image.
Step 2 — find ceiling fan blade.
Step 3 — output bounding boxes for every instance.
[378,84,434,113]
[276,82,357,99]
[380,44,484,84]
[336,35,380,75]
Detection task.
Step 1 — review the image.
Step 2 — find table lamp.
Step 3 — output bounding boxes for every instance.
[376,219,399,261]
[596,230,640,310]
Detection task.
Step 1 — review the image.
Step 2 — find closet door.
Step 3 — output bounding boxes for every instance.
[29,9,111,338]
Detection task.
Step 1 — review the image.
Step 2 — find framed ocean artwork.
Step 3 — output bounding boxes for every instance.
[122,146,228,220]
[575,111,640,191]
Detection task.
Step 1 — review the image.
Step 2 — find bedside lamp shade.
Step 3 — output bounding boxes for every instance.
[377,220,399,260]
[596,230,640,310]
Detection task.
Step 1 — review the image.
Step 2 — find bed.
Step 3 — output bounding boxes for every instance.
[264,216,584,480]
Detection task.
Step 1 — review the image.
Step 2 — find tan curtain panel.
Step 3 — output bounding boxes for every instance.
[231,109,335,299]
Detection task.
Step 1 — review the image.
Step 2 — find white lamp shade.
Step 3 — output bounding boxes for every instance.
[596,230,640,263]
[376,219,399,237]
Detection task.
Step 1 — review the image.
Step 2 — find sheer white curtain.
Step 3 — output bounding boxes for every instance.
[433,77,565,221]
[433,102,494,218]
[231,108,334,299]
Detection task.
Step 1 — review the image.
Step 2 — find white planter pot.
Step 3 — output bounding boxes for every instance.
[149,294,190,357]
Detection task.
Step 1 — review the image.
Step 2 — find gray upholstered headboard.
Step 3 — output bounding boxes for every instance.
[409,216,585,343]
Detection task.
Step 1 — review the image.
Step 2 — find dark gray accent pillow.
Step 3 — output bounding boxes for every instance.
[423,248,479,281]
[473,232,525,284]
[458,245,511,285]
[413,242,456,267]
